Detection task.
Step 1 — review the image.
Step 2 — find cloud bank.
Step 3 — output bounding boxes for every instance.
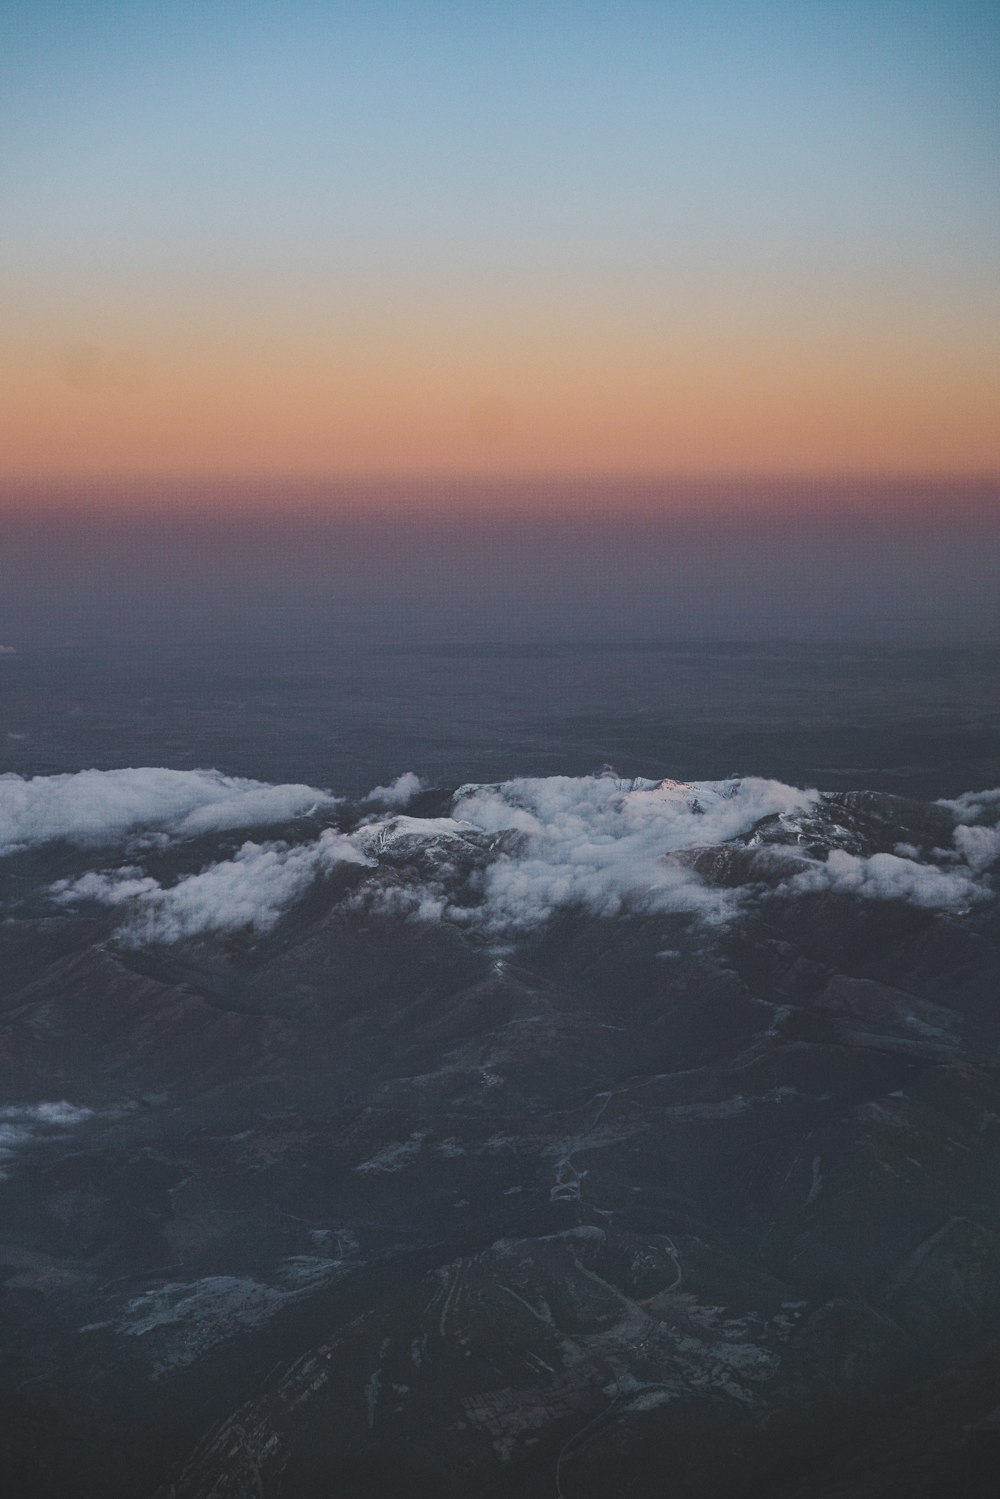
[444,774,817,931]
[0,767,338,856]
[45,771,999,946]
[54,831,371,944]
[778,848,984,910]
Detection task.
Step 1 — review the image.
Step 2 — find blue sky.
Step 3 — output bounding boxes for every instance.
[1,0,997,476]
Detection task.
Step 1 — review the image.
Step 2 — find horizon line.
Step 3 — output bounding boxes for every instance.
[3,467,1000,486]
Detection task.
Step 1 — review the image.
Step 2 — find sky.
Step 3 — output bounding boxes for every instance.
[1,0,998,482]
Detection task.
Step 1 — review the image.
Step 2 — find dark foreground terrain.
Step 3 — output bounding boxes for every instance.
[1,765,999,1498]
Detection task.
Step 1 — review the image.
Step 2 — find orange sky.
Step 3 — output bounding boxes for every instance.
[3,3,998,489]
[2,287,998,480]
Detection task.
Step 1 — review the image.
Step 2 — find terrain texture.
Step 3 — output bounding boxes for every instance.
[1,768,999,1497]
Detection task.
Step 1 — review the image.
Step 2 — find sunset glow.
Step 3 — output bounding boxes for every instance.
[2,1,997,488]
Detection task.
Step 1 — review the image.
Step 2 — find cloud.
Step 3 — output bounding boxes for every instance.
[452,774,815,847]
[0,767,338,856]
[953,822,1000,873]
[355,774,999,931]
[778,848,984,910]
[361,772,426,807]
[351,775,817,934]
[54,831,371,944]
[170,783,335,837]
[446,775,813,929]
[938,787,1000,821]
[0,1102,93,1126]
[45,770,1000,947]
[935,787,1000,873]
[0,644,15,655]
[0,1101,93,1176]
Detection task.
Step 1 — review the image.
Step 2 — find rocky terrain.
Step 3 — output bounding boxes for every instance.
[1,768,999,1497]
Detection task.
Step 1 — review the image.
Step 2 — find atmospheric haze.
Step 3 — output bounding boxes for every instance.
[1,477,998,649]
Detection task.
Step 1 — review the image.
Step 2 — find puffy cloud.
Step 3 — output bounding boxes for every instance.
[356,775,999,931]
[362,772,426,807]
[938,787,1000,822]
[779,848,984,910]
[0,767,338,856]
[445,775,813,930]
[953,823,1000,873]
[45,770,1000,947]
[352,775,816,933]
[171,784,335,836]
[0,644,16,655]
[453,774,815,846]
[53,774,798,941]
[54,830,371,944]
[934,787,1000,873]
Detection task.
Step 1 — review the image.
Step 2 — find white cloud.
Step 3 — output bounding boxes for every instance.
[442,775,816,931]
[54,830,371,944]
[362,772,426,807]
[453,774,817,843]
[357,775,1000,931]
[349,775,816,934]
[934,787,1000,873]
[0,767,338,856]
[170,783,334,837]
[778,848,984,910]
[0,1101,93,1176]
[953,822,1000,873]
[44,770,1000,947]
[938,787,1000,822]
[0,644,16,655]
[0,1102,93,1126]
